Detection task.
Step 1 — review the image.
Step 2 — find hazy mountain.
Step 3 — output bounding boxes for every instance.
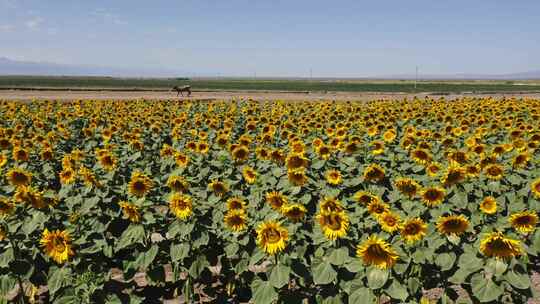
[0,57,190,77]
[377,71,540,80]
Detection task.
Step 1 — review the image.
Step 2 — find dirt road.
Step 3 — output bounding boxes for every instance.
[1,89,540,101]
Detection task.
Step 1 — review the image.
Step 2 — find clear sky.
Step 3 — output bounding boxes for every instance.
[0,0,539,77]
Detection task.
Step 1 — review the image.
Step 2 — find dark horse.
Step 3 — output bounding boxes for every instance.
[171,85,192,97]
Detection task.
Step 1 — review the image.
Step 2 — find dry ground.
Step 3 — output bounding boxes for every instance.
[2,89,540,102]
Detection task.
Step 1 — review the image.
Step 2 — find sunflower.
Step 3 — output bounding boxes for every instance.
[512,152,530,168]
[12,146,29,162]
[119,201,141,223]
[270,149,286,164]
[231,145,250,162]
[242,166,257,184]
[530,178,540,199]
[367,201,389,218]
[6,167,32,187]
[266,192,288,211]
[169,193,193,220]
[400,218,427,244]
[98,153,117,171]
[436,215,469,235]
[40,229,74,264]
[411,148,432,165]
[256,221,288,255]
[320,197,344,213]
[394,178,421,198]
[209,180,228,196]
[286,154,309,170]
[356,235,398,269]
[0,228,5,241]
[256,147,271,160]
[0,197,15,216]
[363,164,385,183]
[383,129,397,142]
[224,210,247,232]
[227,197,247,211]
[316,144,332,160]
[59,167,76,185]
[353,191,379,205]
[282,204,307,222]
[0,153,7,167]
[325,169,342,186]
[479,196,497,215]
[197,142,209,154]
[420,186,446,207]
[479,231,522,259]
[465,164,481,178]
[370,141,385,155]
[166,175,189,192]
[128,171,153,197]
[174,152,189,167]
[509,211,538,234]
[440,165,466,187]
[287,168,308,186]
[317,211,350,240]
[484,164,504,180]
[426,162,442,177]
[13,186,48,209]
[378,212,401,233]
[79,167,100,188]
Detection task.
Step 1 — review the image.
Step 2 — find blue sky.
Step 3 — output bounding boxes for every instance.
[0,0,539,77]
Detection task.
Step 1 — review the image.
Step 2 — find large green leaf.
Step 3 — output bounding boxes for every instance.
[471,278,503,303]
[348,288,376,304]
[269,264,290,288]
[505,270,530,290]
[171,243,190,262]
[116,224,145,250]
[312,261,337,285]
[251,279,278,304]
[188,255,209,277]
[366,267,388,290]
[435,252,456,271]
[133,245,158,270]
[48,267,72,296]
[386,280,408,301]
[327,248,350,266]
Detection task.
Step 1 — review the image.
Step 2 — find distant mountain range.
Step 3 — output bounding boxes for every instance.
[1,57,539,79]
[0,57,190,77]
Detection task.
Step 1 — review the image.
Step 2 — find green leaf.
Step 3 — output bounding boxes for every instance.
[505,270,530,290]
[21,212,47,235]
[348,288,376,304]
[366,267,388,290]
[448,268,470,284]
[269,264,290,288]
[54,295,79,304]
[0,275,16,296]
[116,224,145,250]
[386,280,408,301]
[458,253,483,272]
[435,252,456,271]
[134,245,158,270]
[486,259,507,277]
[471,278,503,303]
[171,243,190,262]
[327,248,350,266]
[312,261,337,285]
[251,279,278,304]
[0,247,14,268]
[189,255,209,277]
[48,267,71,296]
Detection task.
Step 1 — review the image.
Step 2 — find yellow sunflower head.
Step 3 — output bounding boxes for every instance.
[98,152,117,171]
[320,197,344,213]
[383,129,397,143]
[40,229,74,264]
[509,211,538,234]
[479,196,497,215]
[316,144,332,160]
[266,191,288,211]
[226,197,247,211]
[286,154,309,170]
[325,169,342,186]
[530,178,540,199]
[128,171,153,197]
[282,204,307,222]
[436,215,469,235]
[317,211,350,240]
[512,152,530,168]
[483,164,504,180]
[400,218,427,244]
[59,167,76,185]
[0,197,15,217]
[231,145,250,162]
[6,167,32,187]
[12,146,29,162]
[119,201,141,223]
[363,164,385,183]
[479,231,522,259]
[242,166,257,184]
[224,210,248,232]
[411,148,432,165]
[394,178,421,198]
[367,201,389,218]
[256,221,288,255]
[370,141,385,155]
[166,175,189,193]
[356,235,398,269]
[353,191,380,206]
[378,211,401,233]
[209,180,228,196]
[174,152,190,167]
[440,165,466,187]
[420,186,446,207]
[426,162,442,177]
[169,193,193,220]
[0,153,8,167]
[287,168,308,187]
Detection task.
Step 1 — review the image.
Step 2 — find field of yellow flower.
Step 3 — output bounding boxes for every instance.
[1,97,540,303]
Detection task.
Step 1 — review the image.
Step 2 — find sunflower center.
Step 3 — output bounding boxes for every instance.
[515,216,532,225]
[52,237,66,252]
[264,228,282,243]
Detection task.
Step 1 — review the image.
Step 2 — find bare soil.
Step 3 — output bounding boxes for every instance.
[2,89,540,101]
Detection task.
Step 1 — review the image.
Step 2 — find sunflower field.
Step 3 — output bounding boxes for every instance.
[1,97,540,303]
